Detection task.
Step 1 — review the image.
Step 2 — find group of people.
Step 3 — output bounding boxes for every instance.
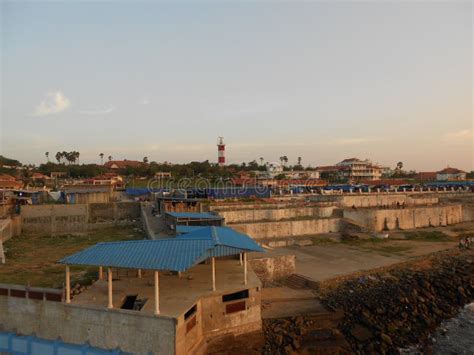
[459,236,473,249]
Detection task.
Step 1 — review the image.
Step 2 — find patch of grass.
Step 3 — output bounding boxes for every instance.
[403,231,452,242]
[340,238,412,256]
[0,226,145,288]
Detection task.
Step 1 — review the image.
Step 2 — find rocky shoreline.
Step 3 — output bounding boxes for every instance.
[263,250,474,354]
[320,250,474,354]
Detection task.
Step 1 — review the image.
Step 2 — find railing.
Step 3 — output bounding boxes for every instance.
[0,283,63,302]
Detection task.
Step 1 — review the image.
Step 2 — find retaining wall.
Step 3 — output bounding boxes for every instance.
[310,194,439,208]
[219,206,336,223]
[0,296,175,354]
[20,202,140,235]
[343,205,464,231]
[232,218,341,239]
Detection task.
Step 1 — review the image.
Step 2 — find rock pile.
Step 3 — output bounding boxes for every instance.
[263,313,350,354]
[320,252,474,353]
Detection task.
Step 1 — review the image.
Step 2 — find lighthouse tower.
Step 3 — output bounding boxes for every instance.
[217,137,226,167]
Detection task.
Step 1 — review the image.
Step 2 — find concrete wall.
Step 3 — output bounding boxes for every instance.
[175,286,261,355]
[343,205,464,231]
[249,254,296,283]
[0,296,176,354]
[21,202,140,235]
[309,194,439,208]
[462,204,474,222]
[232,218,341,239]
[218,206,336,223]
[0,216,21,242]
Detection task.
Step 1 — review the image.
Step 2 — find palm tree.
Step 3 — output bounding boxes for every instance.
[143,156,149,164]
[45,152,49,163]
[396,161,403,170]
[297,157,302,166]
[55,152,62,164]
[99,153,104,165]
[259,157,264,166]
[283,156,288,166]
[108,155,113,162]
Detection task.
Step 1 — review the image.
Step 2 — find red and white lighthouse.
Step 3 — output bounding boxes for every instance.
[217,136,226,167]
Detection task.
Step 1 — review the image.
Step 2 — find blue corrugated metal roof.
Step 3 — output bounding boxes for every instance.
[176,225,207,234]
[59,227,263,271]
[166,212,222,220]
[176,227,265,253]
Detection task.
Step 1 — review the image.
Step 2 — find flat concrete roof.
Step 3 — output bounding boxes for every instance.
[71,259,260,318]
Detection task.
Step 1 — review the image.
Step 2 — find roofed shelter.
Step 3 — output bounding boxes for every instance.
[59,226,263,314]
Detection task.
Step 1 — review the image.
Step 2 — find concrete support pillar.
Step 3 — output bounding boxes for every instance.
[239,253,243,266]
[137,269,142,278]
[107,268,113,309]
[178,271,182,278]
[99,266,103,281]
[244,253,248,285]
[65,265,71,304]
[154,271,160,315]
[211,257,216,291]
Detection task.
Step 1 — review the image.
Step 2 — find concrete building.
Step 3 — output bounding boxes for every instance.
[165,211,224,229]
[436,167,466,181]
[316,158,383,181]
[336,158,382,181]
[63,184,113,204]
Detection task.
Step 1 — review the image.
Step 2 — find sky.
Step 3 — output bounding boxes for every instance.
[1,1,472,171]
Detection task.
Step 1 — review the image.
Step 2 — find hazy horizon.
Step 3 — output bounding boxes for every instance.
[1,2,472,171]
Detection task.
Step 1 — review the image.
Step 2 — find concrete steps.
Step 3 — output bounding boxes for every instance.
[285,274,310,289]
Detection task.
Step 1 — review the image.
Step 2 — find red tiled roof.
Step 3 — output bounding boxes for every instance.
[0,180,23,189]
[339,158,361,163]
[437,167,466,174]
[0,173,16,181]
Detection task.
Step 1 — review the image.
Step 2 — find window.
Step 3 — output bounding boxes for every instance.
[222,289,249,303]
[184,304,197,320]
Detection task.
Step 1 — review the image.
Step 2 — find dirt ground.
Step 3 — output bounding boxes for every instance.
[0,226,145,288]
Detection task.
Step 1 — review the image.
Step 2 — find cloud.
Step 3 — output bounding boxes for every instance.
[443,129,474,142]
[34,91,71,116]
[79,105,115,115]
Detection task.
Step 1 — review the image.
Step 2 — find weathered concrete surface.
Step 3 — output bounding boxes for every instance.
[0,297,176,354]
[260,239,458,283]
[219,206,336,223]
[309,193,439,208]
[20,202,140,235]
[249,254,296,283]
[343,205,463,231]
[232,218,341,239]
